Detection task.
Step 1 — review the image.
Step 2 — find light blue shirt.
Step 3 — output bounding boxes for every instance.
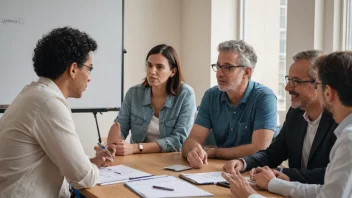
[115,83,196,152]
[195,80,278,147]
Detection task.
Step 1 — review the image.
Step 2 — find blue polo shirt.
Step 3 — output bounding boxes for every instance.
[195,80,278,147]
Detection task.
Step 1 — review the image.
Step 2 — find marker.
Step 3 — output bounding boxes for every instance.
[152,185,174,191]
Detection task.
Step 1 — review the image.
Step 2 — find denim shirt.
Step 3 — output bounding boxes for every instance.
[115,83,196,152]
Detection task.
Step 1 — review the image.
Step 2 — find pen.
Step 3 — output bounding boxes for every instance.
[152,185,174,191]
[97,142,106,150]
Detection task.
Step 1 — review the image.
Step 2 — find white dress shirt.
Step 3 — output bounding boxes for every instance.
[0,77,99,198]
[249,112,352,198]
[301,112,321,169]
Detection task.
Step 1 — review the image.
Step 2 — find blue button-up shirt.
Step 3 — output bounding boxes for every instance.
[195,80,278,147]
[115,83,196,152]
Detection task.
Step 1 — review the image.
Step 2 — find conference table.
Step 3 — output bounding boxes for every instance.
[80,152,282,198]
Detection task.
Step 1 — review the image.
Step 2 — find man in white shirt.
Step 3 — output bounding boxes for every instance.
[222,51,352,198]
[0,27,115,198]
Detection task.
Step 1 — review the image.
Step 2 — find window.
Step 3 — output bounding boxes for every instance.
[242,0,287,117]
[343,0,352,50]
[280,31,287,54]
[280,8,286,29]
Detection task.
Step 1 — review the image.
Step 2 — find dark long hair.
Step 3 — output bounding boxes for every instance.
[142,44,184,95]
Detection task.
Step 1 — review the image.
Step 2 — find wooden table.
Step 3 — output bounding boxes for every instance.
[80,152,282,198]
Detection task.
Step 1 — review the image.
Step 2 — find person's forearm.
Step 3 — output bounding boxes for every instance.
[268,178,321,198]
[107,123,123,144]
[208,144,262,160]
[182,138,201,158]
[138,142,161,153]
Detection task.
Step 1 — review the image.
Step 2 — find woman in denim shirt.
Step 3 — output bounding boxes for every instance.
[107,44,196,155]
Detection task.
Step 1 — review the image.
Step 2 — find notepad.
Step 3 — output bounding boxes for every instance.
[180,171,251,185]
[124,175,213,197]
[97,165,153,185]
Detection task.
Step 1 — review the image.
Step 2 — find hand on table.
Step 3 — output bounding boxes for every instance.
[251,166,276,190]
[186,145,208,169]
[223,159,244,173]
[108,139,136,156]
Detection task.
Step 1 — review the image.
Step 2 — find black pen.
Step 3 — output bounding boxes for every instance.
[152,185,174,191]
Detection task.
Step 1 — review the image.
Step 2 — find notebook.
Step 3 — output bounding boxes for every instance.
[180,171,252,185]
[97,165,153,185]
[124,175,213,197]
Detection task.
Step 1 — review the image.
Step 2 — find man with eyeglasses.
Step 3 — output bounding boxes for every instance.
[223,50,337,185]
[223,51,352,198]
[182,40,278,168]
[0,27,115,197]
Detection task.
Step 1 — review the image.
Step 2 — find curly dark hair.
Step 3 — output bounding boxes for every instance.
[32,26,98,80]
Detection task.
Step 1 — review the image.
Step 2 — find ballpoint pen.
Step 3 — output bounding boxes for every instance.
[152,185,174,191]
[97,142,106,150]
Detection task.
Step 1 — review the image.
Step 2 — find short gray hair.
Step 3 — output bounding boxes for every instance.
[217,40,258,70]
[292,50,323,80]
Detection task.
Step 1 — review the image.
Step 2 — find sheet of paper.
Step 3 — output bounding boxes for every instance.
[125,176,213,197]
[98,165,153,185]
[181,171,252,184]
[181,172,226,184]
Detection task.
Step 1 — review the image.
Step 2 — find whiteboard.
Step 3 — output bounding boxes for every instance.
[0,0,123,109]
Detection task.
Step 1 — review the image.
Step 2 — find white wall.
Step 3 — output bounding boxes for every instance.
[181,0,212,105]
[244,0,281,96]
[210,0,240,87]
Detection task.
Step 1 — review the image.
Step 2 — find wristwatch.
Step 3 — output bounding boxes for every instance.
[138,143,144,153]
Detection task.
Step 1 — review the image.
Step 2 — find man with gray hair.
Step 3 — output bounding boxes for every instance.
[182,40,278,168]
[223,49,337,184]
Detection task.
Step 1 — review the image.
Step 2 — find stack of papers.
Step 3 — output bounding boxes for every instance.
[125,175,213,197]
[98,165,153,185]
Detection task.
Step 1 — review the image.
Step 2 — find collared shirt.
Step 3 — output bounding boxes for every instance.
[116,83,196,152]
[0,77,99,198]
[301,112,322,169]
[195,80,278,147]
[249,112,352,198]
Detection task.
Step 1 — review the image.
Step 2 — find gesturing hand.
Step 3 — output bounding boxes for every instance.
[222,170,257,197]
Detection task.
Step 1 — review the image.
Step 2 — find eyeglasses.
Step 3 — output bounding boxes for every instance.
[313,81,323,89]
[211,64,245,74]
[82,64,93,74]
[285,75,315,88]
